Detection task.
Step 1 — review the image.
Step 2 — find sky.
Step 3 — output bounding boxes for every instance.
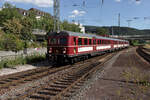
[0,0,150,30]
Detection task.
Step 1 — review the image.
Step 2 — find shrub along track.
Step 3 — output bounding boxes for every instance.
[136,46,150,63]
[12,52,116,100]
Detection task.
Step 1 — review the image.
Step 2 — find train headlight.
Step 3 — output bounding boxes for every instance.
[63,48,66,54]
[49,48,52,53]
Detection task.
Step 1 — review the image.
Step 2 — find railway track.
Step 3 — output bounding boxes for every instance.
[0,52,112,99]
[136,46,150,63]
[12,52,115,100]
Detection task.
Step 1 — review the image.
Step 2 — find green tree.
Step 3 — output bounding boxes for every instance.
[96,27,109,35]
[42,17,54,32]
[0,29,4,36]
[20,17,35,41]
[0,34,24,52]
[3,18,23,34]
[0,2,22,26]
[62,20,80,32]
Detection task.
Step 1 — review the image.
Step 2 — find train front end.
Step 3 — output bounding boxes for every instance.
[46,32,69,63]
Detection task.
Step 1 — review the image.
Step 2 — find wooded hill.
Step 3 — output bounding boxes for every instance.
[85,25,150,35]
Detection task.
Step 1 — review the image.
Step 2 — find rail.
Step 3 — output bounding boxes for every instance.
[136,46,150,63]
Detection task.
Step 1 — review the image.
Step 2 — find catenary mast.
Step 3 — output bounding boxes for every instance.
[53,0,60,32]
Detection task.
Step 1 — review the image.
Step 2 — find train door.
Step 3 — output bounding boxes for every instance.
[73,37,77,55]
[93,38,96,51]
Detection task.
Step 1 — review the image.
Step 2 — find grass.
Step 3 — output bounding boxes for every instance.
[0,54,46,69]
[116,67,150,100]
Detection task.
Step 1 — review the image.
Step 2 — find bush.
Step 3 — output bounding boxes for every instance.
[0,34,24,51]
[0,54,46,69]
[41,40,47,47]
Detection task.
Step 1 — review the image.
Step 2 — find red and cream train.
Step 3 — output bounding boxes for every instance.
[46,31,129,63]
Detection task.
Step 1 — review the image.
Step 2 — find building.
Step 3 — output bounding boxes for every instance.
[29,8,52,19]
[17,8,52,19]
[72,22,85,34]
[16,8,29,16]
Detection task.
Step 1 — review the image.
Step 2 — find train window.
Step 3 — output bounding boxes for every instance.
[98,40,99,44]
[89,39,92,45]
[74,37,76,45]
[50,38,57,44]
[99,40,101,44]
[60,38,67,45]
[78,38,82,45]
[84,38,88,45]
[93,40,96,45]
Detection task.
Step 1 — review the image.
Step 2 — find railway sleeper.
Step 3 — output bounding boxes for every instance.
[51,83,70,88]
[29,94,50,100]
[54,82,71,85]
[61,80,76,84]
[24,79,32,81]
[63,77,79,80]
[3,80,12,82]
[62,78,76,82]
[8,78,19,80]
[17,76,25,78]
[58,80,75,83]
[43,88,62,92]
[37,91,57,96]
[0,81,5,84]
[50,85,67,89]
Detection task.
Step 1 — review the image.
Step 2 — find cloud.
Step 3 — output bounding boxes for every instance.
[5,0,53,7]
[129,0,141,5]
[115,0,121,2]
[71,10,86,16]
[68,15,75,18]
[69,10,86,18]
[135,0,141,5]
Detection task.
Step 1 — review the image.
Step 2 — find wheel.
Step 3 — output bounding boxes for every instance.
[70,58,74,64]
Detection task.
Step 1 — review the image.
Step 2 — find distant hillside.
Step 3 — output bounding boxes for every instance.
[85,26,150,35]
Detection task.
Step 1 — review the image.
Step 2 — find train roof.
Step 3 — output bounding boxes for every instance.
[47,31,128,42]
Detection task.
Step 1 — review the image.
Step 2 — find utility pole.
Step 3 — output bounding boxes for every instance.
[54,0,60,32]
[111,26,114,35]
[118,13,121,35]
[118,13,120,27]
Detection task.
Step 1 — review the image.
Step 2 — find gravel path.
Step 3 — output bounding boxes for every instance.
[0,65,37,76]
[74,48,150,100]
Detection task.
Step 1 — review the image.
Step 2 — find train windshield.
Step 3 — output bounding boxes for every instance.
[49,38,57,44]
[59,38,67,45]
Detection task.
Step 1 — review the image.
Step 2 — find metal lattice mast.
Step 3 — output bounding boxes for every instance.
[54,0,60,32]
